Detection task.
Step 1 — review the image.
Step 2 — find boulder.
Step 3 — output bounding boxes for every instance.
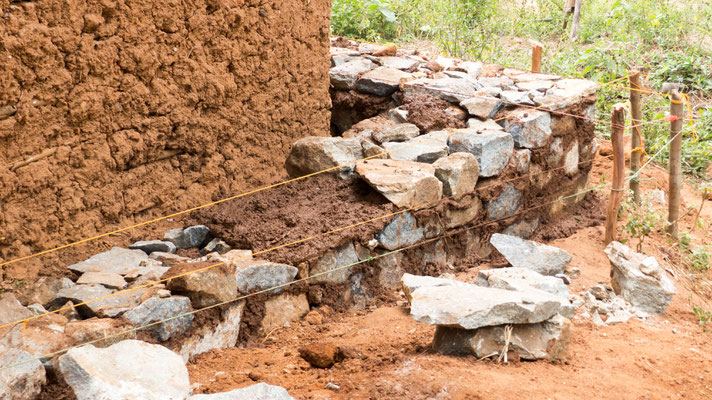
[433,152,479,197]
[0,348,46,400]
[59,340,190,400]
[372,123,420,144]
[382,131,449,163]
[124,296,193,341]
[76,272,127,290]
[490,233,572,276]
[355,67,412,96]
[355,159,443,208]
[286,137,364,179]
[402,77,482,103]
[605,242,676,314]
[129,240,177,254]
[409,283,561,329]
[376,212,424,251]
[309,242,360,284]
[448,129,514,177]
[234,259,298,293]
[67,247,148,276]
[188,383,295,400]
[164,262,238,308]
[432,315,571,361]
[329,58,374,90]
[460,96,503,119]
[165,225,210,249]
[179,301,245,362]
[261,293,310,332]
[486,184,523,220]
[504,109,552,149]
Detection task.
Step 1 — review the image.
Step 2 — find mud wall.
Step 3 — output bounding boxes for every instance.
[0,0,332,260]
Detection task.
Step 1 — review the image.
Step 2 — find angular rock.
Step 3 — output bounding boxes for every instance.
[382,131,449,163]
[149,251,190,266]
[372,123,420,144]
[475,267,569,299]
[54,284,115,318]
[433,315,571,361]
[124,296,193,341]
[261,293,310,332]
[456,60,483,77]
[377,252,404,289]
[376,212,424,251]
[16,277,74,307]
[201,238,231,255]
[164,262,238,308]
[563,141,580,176]
[179,301,245,362]
[0,348,46,400]
[188,383,295,400]
[59,340,190,400]
[309,242,359,285]
[76,272,127,290]
[443,198,483,229]
[547,137,564,167]
[286,137,364,179]
[503,217,539,239]
[0,294,33,334]
[129,240,176,255]
[504,109,552,149]
[355,67,412,96]
[460,96,503,119]
[65,318,136,348]
[379,56,420,71]
[388,107,409,123]
[355,159,443,208]
[403,78,482,103]
[514,149,531,174]
[67,247,148,276]
[605,241,676,314]
[0,314,73,361]
[401,273,471,303]
[516,80,555,92]
[232,259,298,293]
[410,284,561,329]
[361,139,388,160]
[534,79,598,110]
[466,118,504,131]
[165,225,210,249]
[486,183,522,220]
[490,233,572,276]
[512,73,561,83]
[330,58,374,90]
[478,76,515,90]
[448,129,514,177]
[433,152,479,197]
[500,90,534,106]
[298,343,340,368]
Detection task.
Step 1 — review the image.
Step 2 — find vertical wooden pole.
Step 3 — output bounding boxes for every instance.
[605,104,627,245]
[629,70,642,205]
[570,0,583,40]
[531,45,542,73]
[667,89,683,238]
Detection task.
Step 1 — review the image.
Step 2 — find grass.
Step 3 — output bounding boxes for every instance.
[331,0,712,176]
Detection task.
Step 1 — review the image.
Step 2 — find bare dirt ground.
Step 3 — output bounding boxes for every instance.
[187,139,712,399]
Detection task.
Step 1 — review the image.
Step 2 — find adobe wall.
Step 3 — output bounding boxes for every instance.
[0,0,332,260]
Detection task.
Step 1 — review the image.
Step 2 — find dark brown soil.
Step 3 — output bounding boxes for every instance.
[399,93,467,132]
[331,90,395,135]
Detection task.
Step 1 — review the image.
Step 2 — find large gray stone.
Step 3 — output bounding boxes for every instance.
[179,301,245,362]
[189,383,295,400]
[401,273,471,303]
[403,77,482,103]
[53,284,134,318]
[443,198,483,229]
[448,129,514,177]
[76,272,127,290]
[376,212,424,251]
[490,233,572,276]
[476,267,569,298]
[165,263,238,308]
[355,67,412,96]
[65,318,136,348]
[67,247,148,276]
[233,259,298,293]
[309,242,360,284]
[409,283,561,329]
[129,240,177,255]
[486,184,522,220]
[355,159,443,208]
[534,79,598,110]
[433,152,479,197]
[432,314,570,361]
[329,58,375,90]
[0,348,46,400]
[500,90,534,106]
[124,296,193,342]
[165,225,210,249]
[16,277,74,307]
[286,137,364,179]
[605,242,676,314]
[58,340,190,400]
[372,123,420,144]
[379,56,420,71]
[504,109,552,149]
[460,96,503,119]
[382,131,449,163]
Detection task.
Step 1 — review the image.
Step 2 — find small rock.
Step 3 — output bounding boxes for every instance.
[514,149,531,174]
[589,284,611,301]
[149,252,190,266]
[129,240,177,255]
[298,343,340,368]
[325,382,341,392]
[179,301,245,362]
[372,45,397,57]
[309,242,359,285]
[355,159,443,208]
[165,225,210,249]
[188,383,295,400]
[0,293,33,333]
[486,184,523,220]
[201,238,231,255]
[555,273,572,285]
[567,266,581,278]
[490,233,572,276]
[76,272,127,290]
[432,152,479,197]
[304,310,323,325]
[233,259,298,293]
[356,67,412,96]
[164,262,238,308]
[16,277,74,307]
[460,96,503,119]
[286,137,364,179]
[0,348,46,399]
[448,129,514,177]
[372,123,420,144]
[330,58,375,90]
[261,293,309,333]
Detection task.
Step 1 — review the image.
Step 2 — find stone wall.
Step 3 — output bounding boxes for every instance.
[0,0,332,260]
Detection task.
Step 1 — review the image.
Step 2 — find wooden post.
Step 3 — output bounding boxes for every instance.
[531,45,542,73]
[629,70,642,205]
[570,0,583,40]
[605,104,627,245]
[667,89,683,238]
[563,0,575,29]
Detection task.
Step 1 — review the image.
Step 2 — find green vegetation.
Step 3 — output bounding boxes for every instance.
[331,0,712,176]
[694,305,712,331]
[621,192,660,252]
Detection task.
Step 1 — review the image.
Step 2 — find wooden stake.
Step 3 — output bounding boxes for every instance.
[570,0,583,40]
[563,0,576,29]
[667,89,683,238]
[629,70,642,205]
[605,104,627,245]
[531,45,542,73]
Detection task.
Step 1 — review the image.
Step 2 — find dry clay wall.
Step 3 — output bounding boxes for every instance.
[0,0,331,262]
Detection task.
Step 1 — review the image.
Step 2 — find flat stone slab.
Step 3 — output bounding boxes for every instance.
[433,152,479,197]
[179,301,245,363]
[355,67,412,96]
[403,77,482,103]
[77,272,127,290]
[372,123,420,144]
[376,212,424,251]
[165,225,210,249]
[355,159,442,208]
[330,58,374,90]
[286,137,364,179]
[129,240,177,254]
[189,383,295,400]
[382,131,449,163]
[233,259,298,293]
[490,233,572,276]
[409,283,561,329]
[448,129,513,177]
[534,79,598,110]
[401,273,470,302]
[379,56,420,71]
[309,242,360,284]
[476,267,569,299]
[67,247,148,276]
[504,109,552,149]
[460,96,503,119]
[59,340,190,400]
